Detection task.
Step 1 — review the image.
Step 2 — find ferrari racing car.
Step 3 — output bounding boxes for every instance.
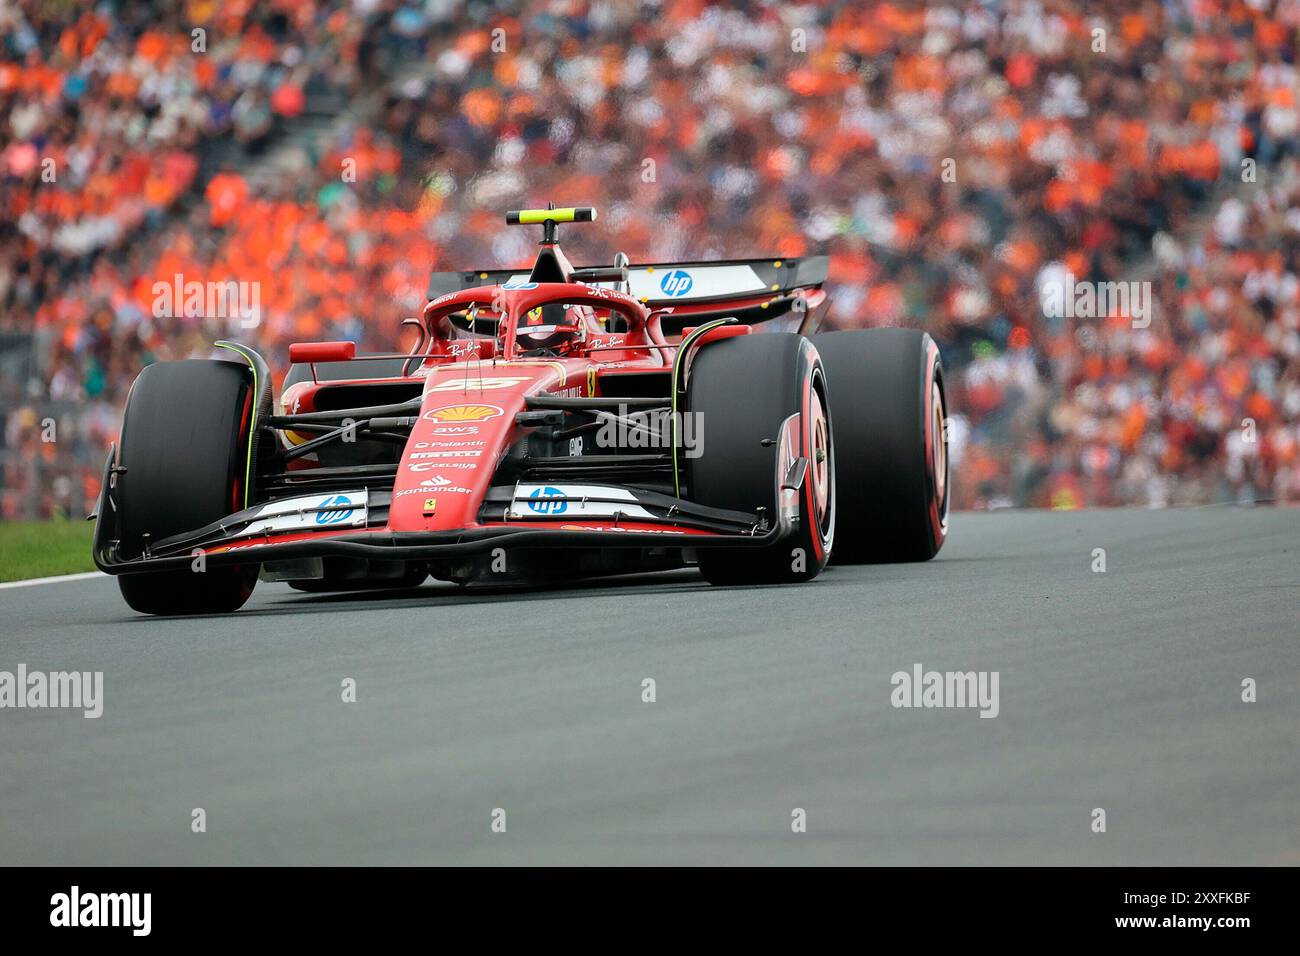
[92,206,948,614]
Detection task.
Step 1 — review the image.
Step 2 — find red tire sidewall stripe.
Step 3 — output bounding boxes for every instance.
[801,343,828,563]
[233,384,253,513]
[922,336,946,550]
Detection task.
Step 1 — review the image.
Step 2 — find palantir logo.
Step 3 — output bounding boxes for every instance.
[316,494,354,525]
[660,269,693,297]
[527,487,567,515]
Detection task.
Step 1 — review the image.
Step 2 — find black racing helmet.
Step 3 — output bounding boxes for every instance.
[517,302,585,354]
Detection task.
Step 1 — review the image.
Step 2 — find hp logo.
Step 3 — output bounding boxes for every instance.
[315,494,355,525]
[660,269,693,297]
[527,487,568,515]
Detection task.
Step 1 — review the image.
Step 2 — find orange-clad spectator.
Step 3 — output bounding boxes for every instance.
[205,171,249,228]
[4,0,1299,520]
[271,82,306,119]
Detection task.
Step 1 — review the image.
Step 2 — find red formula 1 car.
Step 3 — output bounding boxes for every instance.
[92,206,948,614]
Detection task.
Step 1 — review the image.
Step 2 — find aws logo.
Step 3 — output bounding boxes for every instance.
[659,269,693,297]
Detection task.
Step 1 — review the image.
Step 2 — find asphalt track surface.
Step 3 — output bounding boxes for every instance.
[2,507,1296,866]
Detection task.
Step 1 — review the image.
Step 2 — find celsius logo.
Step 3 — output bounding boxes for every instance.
[315,494,354,524]
[660,269,693,297]
[527,486,567,515]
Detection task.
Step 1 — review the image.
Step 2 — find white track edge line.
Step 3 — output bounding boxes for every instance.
[0,571,106,590]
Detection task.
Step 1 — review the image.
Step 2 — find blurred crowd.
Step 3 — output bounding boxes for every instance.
[2,0,1298,518]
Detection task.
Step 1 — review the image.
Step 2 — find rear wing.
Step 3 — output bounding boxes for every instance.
[427,255,829,308]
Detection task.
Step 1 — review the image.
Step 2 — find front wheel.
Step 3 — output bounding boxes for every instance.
[114,358,259,614]
[686,333,835,585]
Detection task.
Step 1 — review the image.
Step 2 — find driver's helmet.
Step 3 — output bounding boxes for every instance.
[517,302,588,354]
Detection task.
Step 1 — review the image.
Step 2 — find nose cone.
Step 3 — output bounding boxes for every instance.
[386,363,572,532]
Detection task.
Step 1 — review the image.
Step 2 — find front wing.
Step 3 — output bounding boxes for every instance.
[90,449,792,576]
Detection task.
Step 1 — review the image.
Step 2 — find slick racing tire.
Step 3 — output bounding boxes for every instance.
[116,359,259,615]
[812,329,948,563]
[687,333,835,585]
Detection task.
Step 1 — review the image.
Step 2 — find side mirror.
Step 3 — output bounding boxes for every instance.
[288,341,356,364]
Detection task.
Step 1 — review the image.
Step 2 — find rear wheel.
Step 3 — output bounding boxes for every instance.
[812,329,948,563]
[687,333,834,585]
[115,359,259,614]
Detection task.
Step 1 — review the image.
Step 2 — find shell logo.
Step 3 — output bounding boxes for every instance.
[422,403,504,423]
